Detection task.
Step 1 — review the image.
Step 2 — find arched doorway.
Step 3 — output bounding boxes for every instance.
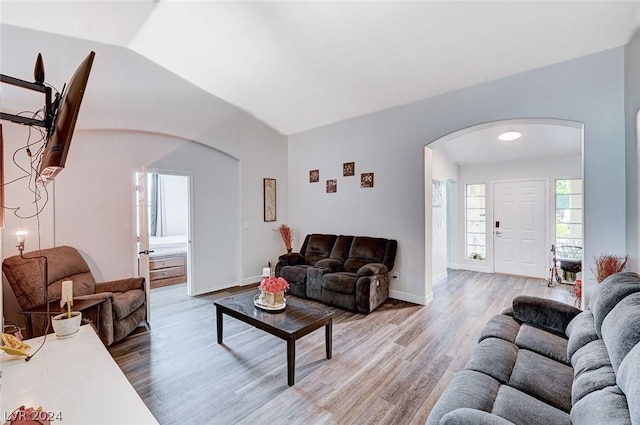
[424,118,584,298]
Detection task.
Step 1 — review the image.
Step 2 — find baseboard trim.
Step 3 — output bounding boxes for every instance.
[453,263,492,273]
[433,271,448,285]
[242,275,262,286]
[389,289,433,306]
[191,278,258,296]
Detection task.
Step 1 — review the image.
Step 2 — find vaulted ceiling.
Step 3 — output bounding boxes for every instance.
[1,1,639,135]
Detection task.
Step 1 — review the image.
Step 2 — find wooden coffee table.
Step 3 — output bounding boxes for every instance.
[214,290,334,386]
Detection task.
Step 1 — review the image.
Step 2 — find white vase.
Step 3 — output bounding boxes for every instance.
[52,311,82,338]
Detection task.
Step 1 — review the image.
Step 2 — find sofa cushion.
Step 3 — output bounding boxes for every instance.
[322,272,358,294]
[112,289,145,321]
[515,324,569,364]
[343,237,388,272]
[280,265,310,285]
[491,385,570,425]
[569,338,619,403]
[570,385,632,425]
[303,234,337,265]
[440,409,516,425]
[465,337,518,384]
[314,258,343,272]
[507,349,573,412]
[322,288,356,311]
[440,407,514,425]
[572,340,613,378]
[591,272,640,338]
[425,370,501,425]
[566,309,599,359]
[512,295,580,335]
[617,343,640,423]
[572,364,616,405]
[601,292,640,373]
[479,315,520,344]
[329,235,353,262]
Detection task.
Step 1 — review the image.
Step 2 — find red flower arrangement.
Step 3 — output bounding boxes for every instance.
[259,276,290,293]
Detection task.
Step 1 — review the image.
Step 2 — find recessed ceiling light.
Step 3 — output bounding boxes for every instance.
[498,131,522,142]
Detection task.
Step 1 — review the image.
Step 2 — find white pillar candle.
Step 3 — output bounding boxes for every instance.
[262,267,271,278]
[61,280,73,308]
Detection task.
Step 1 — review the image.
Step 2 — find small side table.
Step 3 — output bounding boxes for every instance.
[20,298,105,338]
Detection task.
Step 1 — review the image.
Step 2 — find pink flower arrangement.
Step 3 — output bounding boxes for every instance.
[259,276,290,293]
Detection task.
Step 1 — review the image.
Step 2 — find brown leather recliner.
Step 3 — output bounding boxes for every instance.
[276,234,397,313]
[2,246,147,346]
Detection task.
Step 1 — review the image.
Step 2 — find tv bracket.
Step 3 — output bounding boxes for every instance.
[0,53,59,134]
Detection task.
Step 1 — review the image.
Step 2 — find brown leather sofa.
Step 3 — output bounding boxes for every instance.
[275,234,397,313]
[2,246,147,346]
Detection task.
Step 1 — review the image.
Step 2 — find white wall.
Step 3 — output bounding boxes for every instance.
[2,26,288,325]
[289,47,625,307]
[431,149,458,283]
[626,29,640,271]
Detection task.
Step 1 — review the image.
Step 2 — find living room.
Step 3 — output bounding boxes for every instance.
[1,2,640,424]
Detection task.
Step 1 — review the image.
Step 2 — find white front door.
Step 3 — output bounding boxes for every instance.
[493,180,547,278]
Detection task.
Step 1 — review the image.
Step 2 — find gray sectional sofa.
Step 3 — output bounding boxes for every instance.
[275,234,397,313]
[427,271,640,425]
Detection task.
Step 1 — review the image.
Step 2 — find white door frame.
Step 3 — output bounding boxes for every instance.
[133,166,151,323]
[147,169,195,296]
[491,177,549,278]
[133,168,195,321]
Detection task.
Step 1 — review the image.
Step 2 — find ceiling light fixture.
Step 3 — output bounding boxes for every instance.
[498,131,522,142]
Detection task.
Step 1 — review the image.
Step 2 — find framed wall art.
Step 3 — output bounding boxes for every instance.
[263,178,276,222]
[360,172,374,188]
[326,179,337,193]
[343,162,355,177]
[310,169,319,183]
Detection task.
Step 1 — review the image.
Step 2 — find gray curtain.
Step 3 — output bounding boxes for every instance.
[149,174,166,237]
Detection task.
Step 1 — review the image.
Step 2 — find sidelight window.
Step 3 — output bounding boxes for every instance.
[466,183,486,260]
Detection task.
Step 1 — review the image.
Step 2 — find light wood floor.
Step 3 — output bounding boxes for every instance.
[108,270,575,425]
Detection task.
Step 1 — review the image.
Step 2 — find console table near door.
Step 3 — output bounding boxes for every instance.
[214,290,334,386]
[1,325,158,424]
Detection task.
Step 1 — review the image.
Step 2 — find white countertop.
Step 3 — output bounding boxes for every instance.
[1,325,158,425]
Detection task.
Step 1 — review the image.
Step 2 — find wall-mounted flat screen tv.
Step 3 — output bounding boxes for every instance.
[38,51,95,183]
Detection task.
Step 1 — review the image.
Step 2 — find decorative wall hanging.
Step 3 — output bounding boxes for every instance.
[432,179,445,207]
[343,162,355,177]
[309,169,319,183]
[361,173,374,188]
[326,179,337,193]
[263,178,276,221]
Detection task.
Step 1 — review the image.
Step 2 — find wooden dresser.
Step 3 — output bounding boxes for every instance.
[149,252,187,288]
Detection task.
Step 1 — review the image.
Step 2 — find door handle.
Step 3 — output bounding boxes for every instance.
[138,250,155,255]
[495,231,503,237]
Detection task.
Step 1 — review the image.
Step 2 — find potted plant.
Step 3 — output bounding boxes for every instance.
[259,276,290,308]
[52,298,82,338]
[592,254,628,283]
